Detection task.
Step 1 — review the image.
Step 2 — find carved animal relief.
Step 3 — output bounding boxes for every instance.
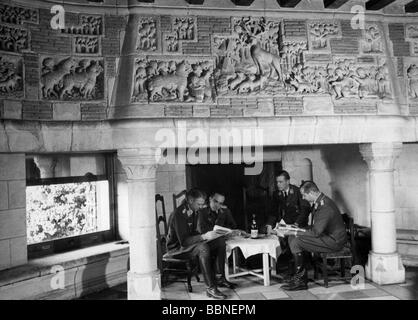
[0,54,23,97]
[137,17,158,53]
[40,57,104,101]
[132,58,214,103]
[173,17,197,42]
[0,25,29,53]
[74,36,100,55]
[61,15,103,35]
[0,4,38,24]
[308,21,340,52]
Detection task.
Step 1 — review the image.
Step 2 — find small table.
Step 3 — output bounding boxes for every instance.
[224,235,281,286]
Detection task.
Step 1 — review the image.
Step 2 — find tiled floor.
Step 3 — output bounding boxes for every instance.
[80,267,418,300]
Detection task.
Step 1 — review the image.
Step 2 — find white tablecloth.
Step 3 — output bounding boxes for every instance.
[225,235,282,260]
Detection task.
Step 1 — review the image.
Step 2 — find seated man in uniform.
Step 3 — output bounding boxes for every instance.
[278,181,348,291]
[197,191,237,233]
[166,188,230,299]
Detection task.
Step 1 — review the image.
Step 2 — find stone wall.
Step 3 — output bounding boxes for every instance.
[0,1,417,121]
[0,153,27,271]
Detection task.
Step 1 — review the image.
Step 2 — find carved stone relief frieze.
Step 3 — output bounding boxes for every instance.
[0,25,29,53]
[61,15,103,36]
[40,56,104,101]
[0,54,23,97]
[132,57,214,103]
[172,17,197,42]
[74,36,100,55]
[406,25,418,56]
[163,32,180,54]
[137,17,159,53]
[0,4,38,25]
[307,21,341,52]
[361,24,384,55]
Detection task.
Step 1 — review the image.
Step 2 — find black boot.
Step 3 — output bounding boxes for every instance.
[281,252,308,291]
[216,275,237,289]
[198,254,227,299]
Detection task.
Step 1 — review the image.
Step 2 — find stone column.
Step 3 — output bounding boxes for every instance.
[118,148,161,300]
[359,142,405,285]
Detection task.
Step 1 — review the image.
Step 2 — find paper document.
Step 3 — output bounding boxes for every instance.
[213,225,233,234]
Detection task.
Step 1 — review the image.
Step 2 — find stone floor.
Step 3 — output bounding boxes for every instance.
[80,266,418,300]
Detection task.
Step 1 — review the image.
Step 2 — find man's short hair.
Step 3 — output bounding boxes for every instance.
[300,181,320,194]
[277,170,290,181]
[209,191,225,198]
[186,188,207,201]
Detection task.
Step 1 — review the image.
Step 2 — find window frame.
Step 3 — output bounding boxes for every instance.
[26,152,117,259]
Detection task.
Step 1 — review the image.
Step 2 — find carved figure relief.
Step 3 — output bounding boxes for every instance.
[41,57,104,100]
[0,4,38,24]
[62,15,103,35]
[173,17,197,42]
[163,32,180,54]
[361,24,383,54]
[407,64,418,99]
[132,58,214,103]
[406,25,418,56]
[280,40,307,75]
[0,25,29,53]
[0,55,23,97]
[137,17,158,52]
[308,21,340,51]
[74,36,100,55]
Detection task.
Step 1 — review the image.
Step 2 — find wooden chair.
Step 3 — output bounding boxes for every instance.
[312,214,357,287]
[155,194,200,292]
[172,190,187,210]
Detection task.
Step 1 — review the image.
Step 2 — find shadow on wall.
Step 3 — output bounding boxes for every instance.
[78,254,110,299]
[320,144,369,227]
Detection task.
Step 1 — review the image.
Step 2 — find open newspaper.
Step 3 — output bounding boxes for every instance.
[213,225,233,235]
[273,219,306,233]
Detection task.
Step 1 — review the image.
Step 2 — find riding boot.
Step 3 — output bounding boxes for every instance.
[198,254,226,300]
[281,252,308,291]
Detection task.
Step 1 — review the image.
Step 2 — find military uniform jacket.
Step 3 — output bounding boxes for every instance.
[267,184,311,228]
[166,202,204,255]
[304,193,347,249]
[197,206,237,234]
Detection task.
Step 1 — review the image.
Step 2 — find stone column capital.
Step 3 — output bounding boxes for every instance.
[33,155,57,178]
[118,148,159,181]
[359,142,403,171]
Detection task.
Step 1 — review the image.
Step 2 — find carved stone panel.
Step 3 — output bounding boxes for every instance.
[212,17,285,97]
[0,25,29,53]
[0,4,38,25]
[307,21,341,52]
[406,25,418,56]
[361,24,384,55]
[162,32,180,54]
[0,54,23,98]
[132,57,214,103]
[407,60,418,101]
[137,17,160,53]
[73,36,101,55]
[40,56,104,101]
[172,17,197,42]
[61,15,103,36]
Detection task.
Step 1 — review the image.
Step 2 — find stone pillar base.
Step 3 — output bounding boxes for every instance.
[365,252,405,285]
[127,270,161,300]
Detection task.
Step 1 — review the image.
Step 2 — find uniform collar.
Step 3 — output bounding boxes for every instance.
[313,193,325,210]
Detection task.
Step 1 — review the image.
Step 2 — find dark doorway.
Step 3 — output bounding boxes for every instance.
[186,162,282,230]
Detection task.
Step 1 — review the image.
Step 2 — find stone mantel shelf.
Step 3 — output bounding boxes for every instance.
[9,0,418,22]
[0,115,416,153]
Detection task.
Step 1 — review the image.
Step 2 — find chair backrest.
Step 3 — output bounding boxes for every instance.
[342,213,356,249]
[173,189,187,210]
[155,194,168,270]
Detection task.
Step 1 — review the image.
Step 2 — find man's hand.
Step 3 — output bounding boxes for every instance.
[266,225,273,235]
[202,230,219,241]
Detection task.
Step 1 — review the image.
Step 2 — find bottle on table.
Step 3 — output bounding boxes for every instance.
[250,214,258,239]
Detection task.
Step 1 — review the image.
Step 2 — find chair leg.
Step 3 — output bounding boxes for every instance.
[186,262,193,293]
[340,258,345,279]
[322,257,328,288]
